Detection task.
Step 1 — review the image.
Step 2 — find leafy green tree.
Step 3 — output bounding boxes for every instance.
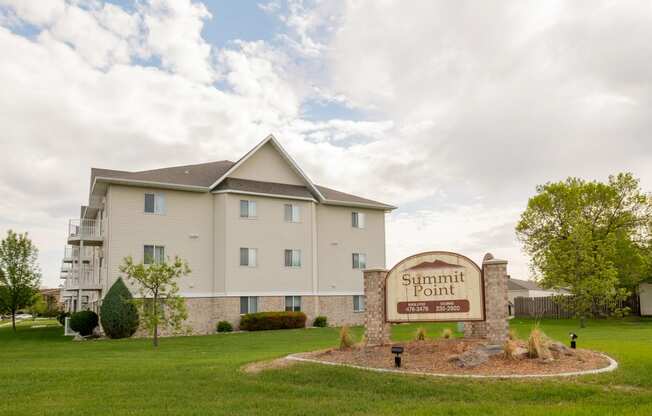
[100,277,139,339]
[516,173,652,326]
[0,231,41,331]
[119,256,190,347]
[28,294,47,320]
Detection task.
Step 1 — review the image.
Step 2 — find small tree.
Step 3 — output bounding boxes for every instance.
[100,278,139,339]
[0,231,41,331]
[119,256,190,347]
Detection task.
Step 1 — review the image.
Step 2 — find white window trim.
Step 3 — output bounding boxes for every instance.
[240,296,258,315]
[240,247,258,267]
[144,245,165,265]
[284,249,302,268]
[353,295,365,313]
[285,295,301,312]
[352,211,366,229]
[144,192,166,215]
[352,252,367,269]
[239,200,257,219]
[284,204,301,223]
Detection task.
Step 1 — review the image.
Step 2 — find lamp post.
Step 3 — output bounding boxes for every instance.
[569,332,578,349]
[391,346,404,368]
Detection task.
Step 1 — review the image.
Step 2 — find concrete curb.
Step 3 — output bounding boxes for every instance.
[285,352,618,379]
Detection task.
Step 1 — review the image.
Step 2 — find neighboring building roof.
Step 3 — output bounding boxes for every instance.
[508,278,566,292]
[89,136,395,210]
[214,178,315,200]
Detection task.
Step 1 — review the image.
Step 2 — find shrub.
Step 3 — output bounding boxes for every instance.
[503,339,520,360]
[57,311,70,326]
[313,316,328,327]
[339,325,355,350]
[508,328,519,340]
[527,325,552,359]
[100,278,139,339]
[239,311,306,331]
[442,328,453,339]
[217,321,233,332]
[415,327,427,341]
[69,310,99,336]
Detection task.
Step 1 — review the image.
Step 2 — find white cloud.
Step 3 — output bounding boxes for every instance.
[1,0,652,287]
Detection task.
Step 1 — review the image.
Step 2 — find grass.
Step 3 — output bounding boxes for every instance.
[1,318,652,415]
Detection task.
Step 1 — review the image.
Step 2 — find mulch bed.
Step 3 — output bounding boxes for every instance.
[299,339,612,377]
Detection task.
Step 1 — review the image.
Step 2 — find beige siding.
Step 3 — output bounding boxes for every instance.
[223,193,314,293]
[316,205,386,294]
[229,142,305,186]
[105,185,214,295]
[213,194,226,294]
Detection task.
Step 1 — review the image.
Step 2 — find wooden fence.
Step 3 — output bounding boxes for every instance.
[514,295,640,319]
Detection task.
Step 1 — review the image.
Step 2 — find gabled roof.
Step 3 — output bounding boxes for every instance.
[88,135,396,210]
[208,135,325,201]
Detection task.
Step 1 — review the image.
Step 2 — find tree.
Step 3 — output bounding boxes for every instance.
[28,294,47,320]
[0,231,41,331]
[100,277,139,339]
[516,173,652,326]
[119,256,190,346]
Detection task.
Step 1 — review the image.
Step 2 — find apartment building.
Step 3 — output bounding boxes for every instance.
[60,135,395,333]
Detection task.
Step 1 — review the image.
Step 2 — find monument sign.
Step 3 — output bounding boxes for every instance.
[385,251,485,322]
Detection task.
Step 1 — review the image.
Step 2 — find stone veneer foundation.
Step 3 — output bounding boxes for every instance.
[173,295,365,335]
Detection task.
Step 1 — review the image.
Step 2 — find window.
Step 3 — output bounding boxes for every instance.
[144,193,165,214]
[352,253,367,269]
[352,212,365,229]
[240,200,257,218]
[284,249,301,267]
[144,245,165,264]
[285,296,301,312]
[353,295,365,312]
[240,247,257,267]
[240,296,258,314]
[284,204,301,222]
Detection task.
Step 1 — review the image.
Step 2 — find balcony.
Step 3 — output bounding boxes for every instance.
[61,264,102,290]
[67,219,103,246]
[62,245,93,263]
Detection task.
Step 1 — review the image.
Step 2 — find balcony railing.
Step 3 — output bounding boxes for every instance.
[63,245,93,260]
[68,219,103,240]
[62,264,101,289]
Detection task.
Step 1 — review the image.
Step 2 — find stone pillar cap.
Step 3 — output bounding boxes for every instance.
[483,258,508,265]
[363,268,388,272]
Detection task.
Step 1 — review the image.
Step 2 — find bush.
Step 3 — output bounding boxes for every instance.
[57,311,70,326]
[239,311,306,331]
[69,310,99,336]
[217,321,233,332]
[441,328,453,339]
[339,325,355,350]
[313,316,328,327]
[503,339,520,360]
[100,278,139,339]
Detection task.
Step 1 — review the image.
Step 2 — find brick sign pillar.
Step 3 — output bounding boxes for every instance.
[363,269,391,346]
[464,253,509,345]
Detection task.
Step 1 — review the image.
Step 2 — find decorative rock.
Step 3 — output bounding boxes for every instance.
[72,334,85,342]
[479,345,504,357]
[514,347,529,359]
[454,349,489,368]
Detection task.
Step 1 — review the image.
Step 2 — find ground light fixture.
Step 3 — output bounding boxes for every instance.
[569,332,578,349]
[391,346,404,368]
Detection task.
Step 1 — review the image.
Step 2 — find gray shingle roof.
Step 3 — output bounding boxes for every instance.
[214,177,315,199]
[508,278,545,291]
[91,160,394,209]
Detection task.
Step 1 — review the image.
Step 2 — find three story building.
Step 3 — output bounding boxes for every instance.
[60,135,395,333]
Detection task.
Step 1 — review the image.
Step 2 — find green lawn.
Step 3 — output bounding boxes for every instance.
[1,318,652,415]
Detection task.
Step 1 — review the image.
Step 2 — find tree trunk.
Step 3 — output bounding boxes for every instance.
[11,311,16,332]
[580,316,586,328]
[153,294,159,347]
[153,323,158,347]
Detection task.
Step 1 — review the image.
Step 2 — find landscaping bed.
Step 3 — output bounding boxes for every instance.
[293,338,614,377]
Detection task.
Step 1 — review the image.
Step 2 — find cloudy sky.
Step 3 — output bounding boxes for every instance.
[1,0,651,288]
